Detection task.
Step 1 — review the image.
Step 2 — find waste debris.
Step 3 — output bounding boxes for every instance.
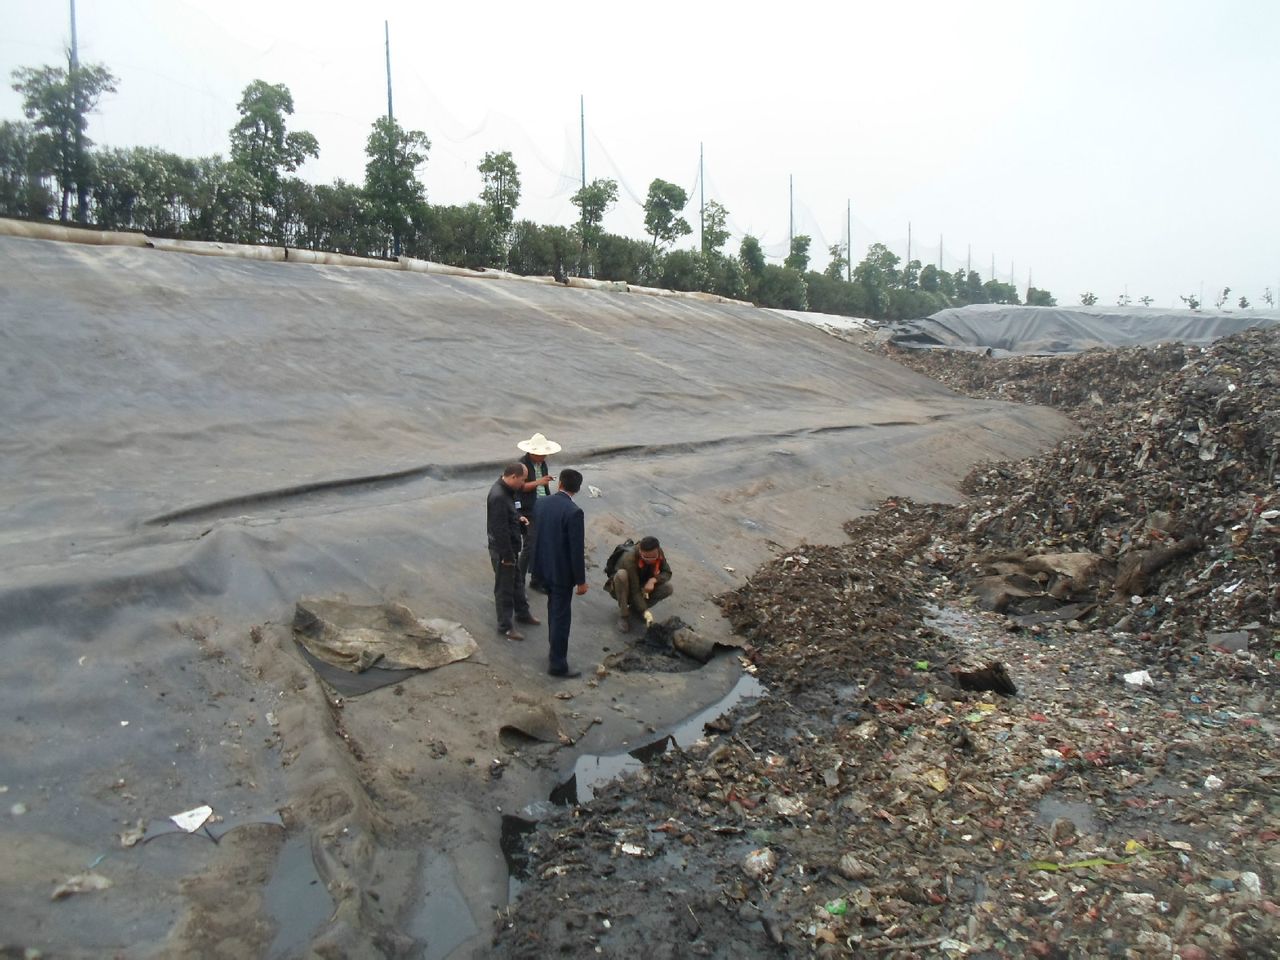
[493,328,1278,958]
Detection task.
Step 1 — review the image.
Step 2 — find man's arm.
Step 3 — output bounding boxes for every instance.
[568,507,587,587]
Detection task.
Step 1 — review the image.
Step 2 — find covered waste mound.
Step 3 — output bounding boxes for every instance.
[887,303,1278,355]
[493,327,1278,959]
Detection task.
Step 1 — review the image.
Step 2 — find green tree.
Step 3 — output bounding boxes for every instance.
[570,177,618,268]
[1238,295,1249,309]
[1180,293,1200,310]
[1026,287,1056,306]
[660,249,706,291]
[1214,286,1231,309]
[1262,288,1274,308]
[0,119,55,218]
[755,264,808,309]
[807,269,870,317]
[363,115,430,258]
[824,242,849,281]
[508,220,575,280]
[704,251,748,300]
[595,231,655,284]
[642,178,691,250]
[229,80,319,242]
[1080,291,1098,306]
[701,199,730,254]
[478,150,520,238]
[984,280,1021,305]
[852,243,902,318]
[11,57,117,222]
[739,235,766,277]
[1138,295,1154,306]
[918,263,940,292]
[784,234,811,272]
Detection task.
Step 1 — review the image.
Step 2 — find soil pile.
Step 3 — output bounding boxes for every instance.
[492,329,1278,958]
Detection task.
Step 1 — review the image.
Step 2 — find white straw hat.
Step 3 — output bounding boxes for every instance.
[516,432,561,455]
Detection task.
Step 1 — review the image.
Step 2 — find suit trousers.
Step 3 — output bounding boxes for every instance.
[545,585,574,673]
[490,549,531,631]
[518,519,541,587]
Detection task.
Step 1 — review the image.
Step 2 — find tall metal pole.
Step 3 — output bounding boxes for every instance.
[847,199,852,283]
[788,175,793,253]
[938,234,943,270]
[991,253,995,281]
[384,21,393,120]
[69,0,83,222]
[580,95,586,191]
[699,142,705,255]
[906,221,912,267]
[967,245,971,275]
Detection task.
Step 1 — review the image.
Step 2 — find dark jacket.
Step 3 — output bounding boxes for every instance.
[609,546,673,612]
[531,491,585,588]
[486,478,523,563]
[518,453,552,520]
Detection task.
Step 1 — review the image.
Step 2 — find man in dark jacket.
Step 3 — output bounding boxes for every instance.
[487,462,539,640]
[516,432,560,593]
[606,536,674,632]
[531,468,588,678]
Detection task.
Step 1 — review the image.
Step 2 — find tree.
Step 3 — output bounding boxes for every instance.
[853,243,903,318]
[660,249,706,292]
[0,119,55,218]
[1180,294,1201,310]
[918,263,940,292]
[478,150,520,238]
[11,57,117,222]
[1262,287,1274,308]
[755,264,807,310]
[784,234,811,273]
[1214,286,1230,309]
[229,81,318,242]
[642,178,690,250]
[363,115,430,258]
[1080,291,1098,306]
[571,178,618,247]
[983,280,1021,305]
[739,235,766,276]
[1026,287,1056,306]
[1238,295,1250,309]
[1117,293,1131,306]
[1138,296,1154,306]
[824,243,849,282]
[701,199,730,254]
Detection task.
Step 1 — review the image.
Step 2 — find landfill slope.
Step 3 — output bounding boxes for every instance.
[495,328,1278,958]
[0,235,1073,958]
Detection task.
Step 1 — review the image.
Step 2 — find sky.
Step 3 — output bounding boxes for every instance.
[2,0,1278,308]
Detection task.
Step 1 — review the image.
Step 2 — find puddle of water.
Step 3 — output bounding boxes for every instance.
[408,850,479,960]
[553,673,765,806]
[922,603,984,642]
[262,835,331,960]
[1036,796,1100,836]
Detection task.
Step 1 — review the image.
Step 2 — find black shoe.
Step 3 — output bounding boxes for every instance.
[548,668,582,679]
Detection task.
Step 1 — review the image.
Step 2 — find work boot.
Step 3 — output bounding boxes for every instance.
[503,629,525,641]
[516,613,541,626]
[617,616,631,633]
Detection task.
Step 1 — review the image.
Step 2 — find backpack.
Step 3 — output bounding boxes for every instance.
[603,539,635,583]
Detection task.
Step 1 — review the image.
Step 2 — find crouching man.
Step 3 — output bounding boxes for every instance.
[606,536,673,632]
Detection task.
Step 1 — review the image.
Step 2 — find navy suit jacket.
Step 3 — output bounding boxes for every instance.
[532,491,585,588]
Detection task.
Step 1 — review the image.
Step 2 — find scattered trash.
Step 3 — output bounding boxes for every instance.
[169,805,213,832]
[952,662,1018,695]
[742,848,777,880]
[51,873,112,900]
[10,802,27,816]
[587,485,603,498]
[1123,670,1153,687]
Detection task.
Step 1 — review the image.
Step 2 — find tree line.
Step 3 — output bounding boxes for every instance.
[1,55,1063,319]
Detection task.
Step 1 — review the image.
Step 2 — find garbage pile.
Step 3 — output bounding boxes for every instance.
[492,329,1278,958]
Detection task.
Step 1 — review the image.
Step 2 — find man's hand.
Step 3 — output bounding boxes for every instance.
[539,475,554,487]
[519,516,530,526]
[644,577,658,594]
[575,582,589,596]
[643,610,654,626]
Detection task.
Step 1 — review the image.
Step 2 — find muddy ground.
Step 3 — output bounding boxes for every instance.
[491,329,1279,959]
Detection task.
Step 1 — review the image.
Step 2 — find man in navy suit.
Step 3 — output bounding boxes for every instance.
[531,468,589,678]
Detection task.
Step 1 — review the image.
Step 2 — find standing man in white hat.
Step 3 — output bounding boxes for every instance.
[517,432,561,594]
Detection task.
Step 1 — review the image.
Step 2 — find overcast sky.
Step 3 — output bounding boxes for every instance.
[3,0,1277,308]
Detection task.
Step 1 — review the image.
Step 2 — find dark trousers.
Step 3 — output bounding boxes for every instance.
[518,519,540,587]
[490,549,530,631]
[546,585,573,673]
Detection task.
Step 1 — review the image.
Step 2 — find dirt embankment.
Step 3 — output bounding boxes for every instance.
[492,329,1279,959]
